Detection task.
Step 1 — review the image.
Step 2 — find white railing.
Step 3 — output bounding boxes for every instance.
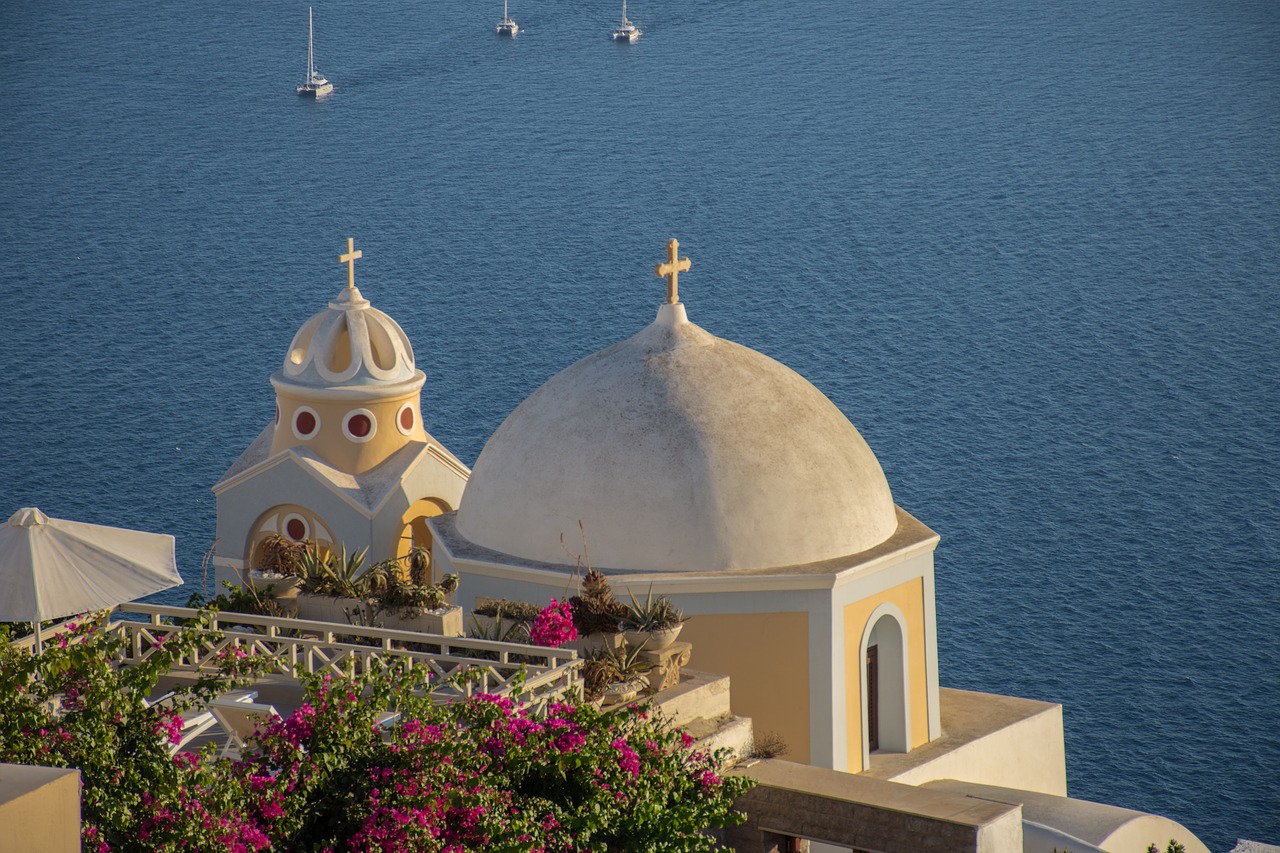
[105,604,581,712]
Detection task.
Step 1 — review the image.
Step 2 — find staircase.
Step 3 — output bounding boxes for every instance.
[646,669,755,761]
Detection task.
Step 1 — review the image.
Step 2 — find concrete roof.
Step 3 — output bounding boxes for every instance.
[455,302,899,573]
[274,284,421,393]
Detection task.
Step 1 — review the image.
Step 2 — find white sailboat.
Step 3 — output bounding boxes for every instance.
[612,0,639,42]
[297,7,333,97]
[496,0,519,36]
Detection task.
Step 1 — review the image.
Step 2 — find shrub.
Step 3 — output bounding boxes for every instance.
[0,612,752,852]
[473,597,543,622]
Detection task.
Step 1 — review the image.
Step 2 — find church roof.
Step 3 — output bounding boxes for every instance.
[272,282,422,399]
[213,424,468,515]
[454,301,900,573]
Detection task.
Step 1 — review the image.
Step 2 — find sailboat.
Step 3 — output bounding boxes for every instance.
[612,0,639,42]
[496,0,519,36]
[297,7,333,97]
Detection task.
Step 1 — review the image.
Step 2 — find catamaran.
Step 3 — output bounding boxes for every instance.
[297,7,333,97]
[612,0,639,42]
[496,0,519,36]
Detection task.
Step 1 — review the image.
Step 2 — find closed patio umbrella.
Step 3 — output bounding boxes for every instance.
[0,507,182,652]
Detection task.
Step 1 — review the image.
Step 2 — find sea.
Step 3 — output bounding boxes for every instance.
[1,0,1276,847]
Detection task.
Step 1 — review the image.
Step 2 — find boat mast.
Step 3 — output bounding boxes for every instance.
[621,0,627,23]
[307,7,315,81]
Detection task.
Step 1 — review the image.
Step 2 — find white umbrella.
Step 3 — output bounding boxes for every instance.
[0,507,182,652]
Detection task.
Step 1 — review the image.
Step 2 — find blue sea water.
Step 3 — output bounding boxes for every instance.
[1,0,1277,847]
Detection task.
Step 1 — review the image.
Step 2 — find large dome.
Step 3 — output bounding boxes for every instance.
[455,303,899,573]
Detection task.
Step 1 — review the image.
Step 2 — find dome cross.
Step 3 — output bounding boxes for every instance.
[339,238,363,290]
[654,238,691,304]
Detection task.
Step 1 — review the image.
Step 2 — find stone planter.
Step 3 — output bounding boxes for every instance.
[373,605,463,637]
[296,593,370,626]
[468,613,532,641]
[250,572,302,616]
[623,623,683,651]
[600,678,645,707]
[249,571,302,596]
[572,632,624,656]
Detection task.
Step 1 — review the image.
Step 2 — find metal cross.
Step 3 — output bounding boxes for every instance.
[654,238,691,304]
[339,238,363,289]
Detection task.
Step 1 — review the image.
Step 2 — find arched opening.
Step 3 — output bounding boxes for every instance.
[246,505,335,573]
[861,607,910,757]
[394,497,452,581]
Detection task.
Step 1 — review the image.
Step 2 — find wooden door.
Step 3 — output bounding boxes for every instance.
[866,645,879,752]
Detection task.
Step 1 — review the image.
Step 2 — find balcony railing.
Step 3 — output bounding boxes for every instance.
[104,603,581,713]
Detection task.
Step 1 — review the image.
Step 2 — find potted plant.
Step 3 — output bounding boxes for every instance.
[568,568,628,654]
[295,543,373,625]
[469,598,542,635]
[248,534,306,601]
[581,641,652,705]
[620,588,685,650]
[365,559,463,637]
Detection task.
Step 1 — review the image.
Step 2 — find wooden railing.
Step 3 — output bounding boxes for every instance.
[105,604,581,713]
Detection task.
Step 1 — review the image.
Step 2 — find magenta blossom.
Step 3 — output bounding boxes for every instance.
[530,599,578,647]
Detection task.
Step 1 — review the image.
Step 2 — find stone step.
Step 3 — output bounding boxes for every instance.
[688,714,754,762]
[650,669,733,728]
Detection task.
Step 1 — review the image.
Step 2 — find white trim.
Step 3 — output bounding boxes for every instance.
[396,402,416,436]
[343,408,377,443]
[858,602,912,769]
[280,512,311,542]
[292,405,321,440]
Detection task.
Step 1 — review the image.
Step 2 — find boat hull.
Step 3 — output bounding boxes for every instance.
[496,20,518,36]
[297,83,333,97]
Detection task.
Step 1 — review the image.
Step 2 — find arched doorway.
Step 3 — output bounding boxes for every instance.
[394,497,452,581]
[861,606,910,756]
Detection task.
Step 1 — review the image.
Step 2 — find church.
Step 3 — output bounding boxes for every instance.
[213,238,1209,853]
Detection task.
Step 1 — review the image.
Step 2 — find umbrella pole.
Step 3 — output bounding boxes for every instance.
[32,620,42,655]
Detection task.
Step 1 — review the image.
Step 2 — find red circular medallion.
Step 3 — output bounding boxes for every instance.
[285,518,307,541]
[399,407,414,431]
[296,410,317,436]
[348,413,372,438]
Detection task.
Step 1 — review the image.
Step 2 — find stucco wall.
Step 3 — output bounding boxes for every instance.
[671,611,812,765]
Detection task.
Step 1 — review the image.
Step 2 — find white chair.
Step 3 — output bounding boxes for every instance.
[147,689,258,755]
[208,697,279,760]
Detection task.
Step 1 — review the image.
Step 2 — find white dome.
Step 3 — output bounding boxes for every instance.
[273,284,422,396]
[455,303,899,573]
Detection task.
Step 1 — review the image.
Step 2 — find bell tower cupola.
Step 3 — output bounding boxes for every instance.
[269,239,427,475]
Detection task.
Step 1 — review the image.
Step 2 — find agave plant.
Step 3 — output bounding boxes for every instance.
[621,587,684,632]
[297,543,370,599]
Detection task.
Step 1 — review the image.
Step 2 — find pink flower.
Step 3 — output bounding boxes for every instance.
[530,599,578,647]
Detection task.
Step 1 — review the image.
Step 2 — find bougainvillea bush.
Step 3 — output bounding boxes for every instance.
[0,612,752,852]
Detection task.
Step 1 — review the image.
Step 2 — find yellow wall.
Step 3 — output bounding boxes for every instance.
[271,390,426,474]
[680,611,810,764]
[842,577,928,772]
